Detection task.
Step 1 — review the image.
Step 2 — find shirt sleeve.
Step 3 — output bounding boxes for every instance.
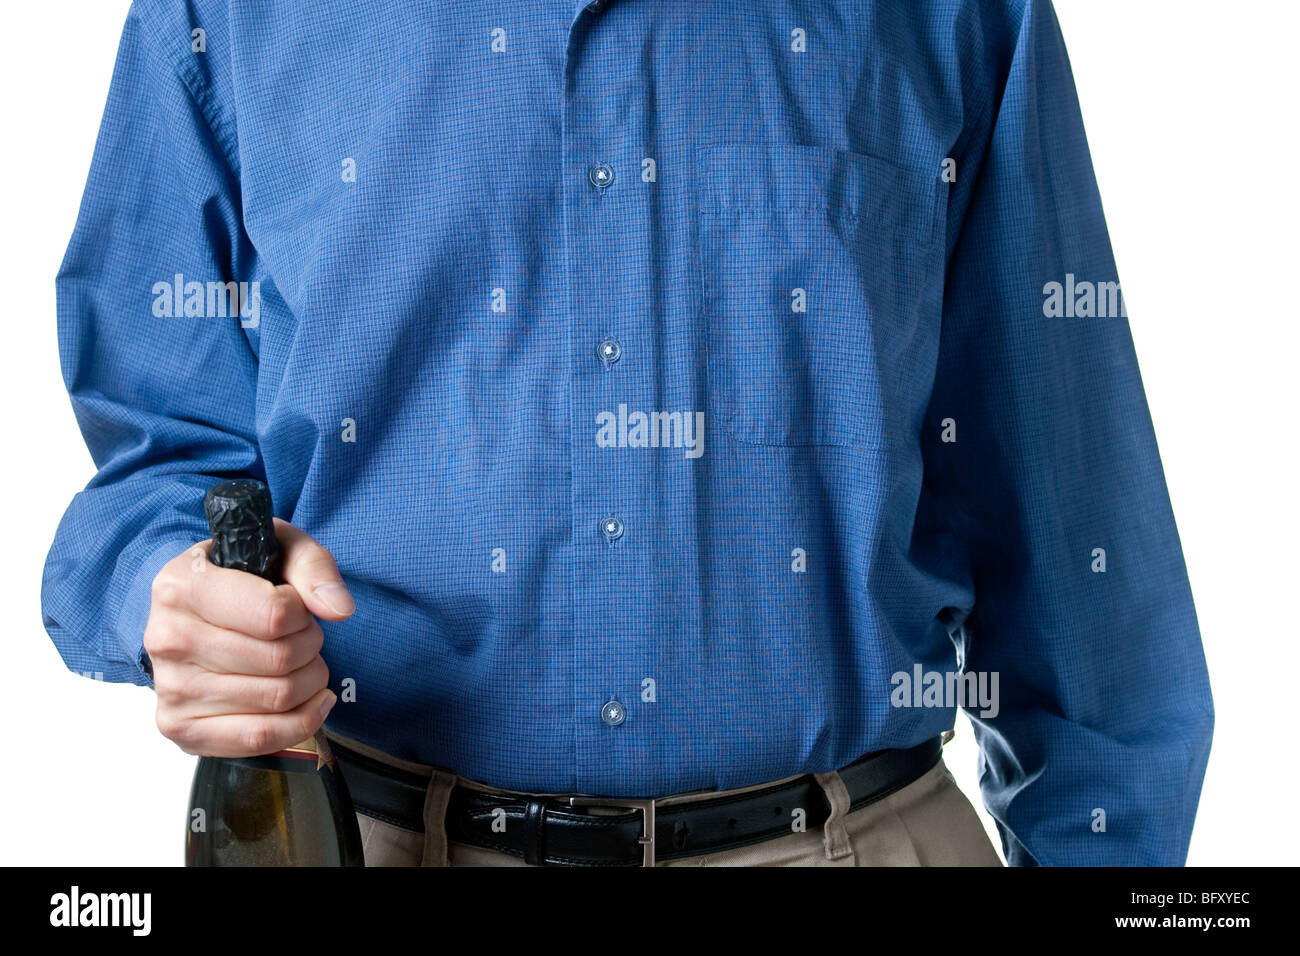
[42,4,262,686]
[922,0,1214,865]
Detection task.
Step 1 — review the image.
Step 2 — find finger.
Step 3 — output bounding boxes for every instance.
[179,687,338,758]
[158,551,314,639]
[163,655,330,718]
[161,616,324,676]
[274,519,355,621]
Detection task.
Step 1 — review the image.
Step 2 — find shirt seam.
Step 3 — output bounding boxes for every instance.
[133,6,241,181]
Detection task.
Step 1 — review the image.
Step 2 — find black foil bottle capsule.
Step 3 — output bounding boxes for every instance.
[185,479,364,866]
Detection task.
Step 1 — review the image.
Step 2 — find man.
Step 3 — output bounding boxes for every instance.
[44,0,1213,866]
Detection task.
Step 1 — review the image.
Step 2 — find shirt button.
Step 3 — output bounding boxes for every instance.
[586,1,607,14]
[596,337,622,365]
[599,515,624,543]
[600,699,626,726]
[588,162,614,189]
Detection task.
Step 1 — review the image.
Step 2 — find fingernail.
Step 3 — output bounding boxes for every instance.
[320,692,337,718]
[313,582,355,616]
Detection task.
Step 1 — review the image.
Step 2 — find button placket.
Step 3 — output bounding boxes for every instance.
[565,11,641,776]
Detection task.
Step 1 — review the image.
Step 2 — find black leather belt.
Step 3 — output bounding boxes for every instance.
[334,736,944,866]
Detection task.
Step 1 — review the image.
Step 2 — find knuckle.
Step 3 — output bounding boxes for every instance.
[264,677,296,714]
[154,710,184,743]
[153,676,184,707]
[304,621,325,654]
[242,724,273,757]
[305,554,341,582]
[264,640,294,676]
[151,572,183,609]
[262,592,296,638]
[143,621,180,659]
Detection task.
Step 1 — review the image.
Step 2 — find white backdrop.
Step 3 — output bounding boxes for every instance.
[1,1,1294,866]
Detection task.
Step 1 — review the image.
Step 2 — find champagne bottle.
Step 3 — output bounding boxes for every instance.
[185,478,364,866]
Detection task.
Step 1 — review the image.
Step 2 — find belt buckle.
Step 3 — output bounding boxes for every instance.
[567,796,656,867]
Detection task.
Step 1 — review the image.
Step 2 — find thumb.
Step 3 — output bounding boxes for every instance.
[273,518,355,620]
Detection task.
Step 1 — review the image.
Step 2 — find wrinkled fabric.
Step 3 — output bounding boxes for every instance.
[44,0,1212,865]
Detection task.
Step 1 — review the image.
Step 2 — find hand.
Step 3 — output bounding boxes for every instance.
[143,518,354,757]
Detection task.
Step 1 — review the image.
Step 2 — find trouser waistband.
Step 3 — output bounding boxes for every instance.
[329,735,944,867]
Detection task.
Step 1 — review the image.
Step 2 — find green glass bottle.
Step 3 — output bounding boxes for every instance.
[185,479,364,866]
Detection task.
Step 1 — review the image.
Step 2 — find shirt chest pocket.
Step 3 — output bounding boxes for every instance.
[696,144,943,448]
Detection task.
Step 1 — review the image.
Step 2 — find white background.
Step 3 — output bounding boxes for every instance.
[0,1,1294,866]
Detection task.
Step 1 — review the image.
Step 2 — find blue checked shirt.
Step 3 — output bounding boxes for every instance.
[44,0,1213,865]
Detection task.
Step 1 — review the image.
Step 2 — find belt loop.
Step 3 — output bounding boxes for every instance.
[420,769,458,867]
[521,799,548,866]
[813,770,856,863]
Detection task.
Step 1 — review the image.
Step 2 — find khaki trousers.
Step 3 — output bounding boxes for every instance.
[330,732,1003,867]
